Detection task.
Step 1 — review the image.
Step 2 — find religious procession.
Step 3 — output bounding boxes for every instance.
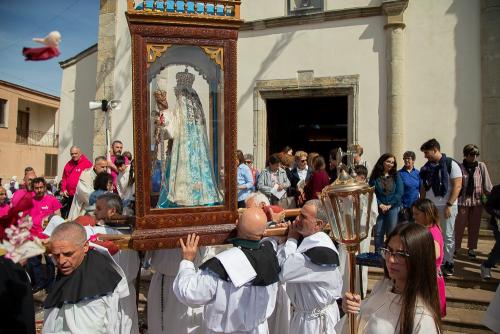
[1,0,500,334]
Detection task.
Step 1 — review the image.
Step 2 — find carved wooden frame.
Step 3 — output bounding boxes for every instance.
[127,19,240,250]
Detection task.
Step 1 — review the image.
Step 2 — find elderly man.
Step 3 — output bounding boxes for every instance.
[60,146,92,218]
[174,207,280,333]
[94,193,140,334]
[68,156,108,220]
[278,199,343,334]
[43,221,132,333]
[420,138,462,276]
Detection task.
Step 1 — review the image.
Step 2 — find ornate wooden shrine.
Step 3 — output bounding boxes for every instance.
[126,0,243,250]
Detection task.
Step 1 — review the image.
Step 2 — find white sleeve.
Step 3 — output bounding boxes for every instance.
[450,161,462,179]
[173,259,218,308]
[277,238,298,267]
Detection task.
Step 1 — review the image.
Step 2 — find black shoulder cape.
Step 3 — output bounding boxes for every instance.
[303,246,340,267]
[199,240,280,286]
[44,249,122,309]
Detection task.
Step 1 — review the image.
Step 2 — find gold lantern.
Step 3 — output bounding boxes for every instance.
[319,169,374,334]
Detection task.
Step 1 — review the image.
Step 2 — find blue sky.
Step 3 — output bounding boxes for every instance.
[0,0,99,96]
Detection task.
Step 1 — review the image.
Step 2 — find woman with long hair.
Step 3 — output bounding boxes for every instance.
[340,223,442,334]
[412,198,446,316]
[369,153,404,253]
[304,155,330,201]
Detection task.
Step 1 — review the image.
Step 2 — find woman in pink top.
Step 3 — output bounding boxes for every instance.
[0,186,9,218]
[413,198,446,316]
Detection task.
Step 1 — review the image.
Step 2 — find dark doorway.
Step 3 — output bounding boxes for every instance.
[266,96,348,162]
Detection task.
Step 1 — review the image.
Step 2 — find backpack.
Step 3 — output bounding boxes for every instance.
[445,157,459,175]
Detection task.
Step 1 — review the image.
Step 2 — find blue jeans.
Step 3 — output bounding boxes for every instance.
[438,205,458,264]
[374,206,400,252]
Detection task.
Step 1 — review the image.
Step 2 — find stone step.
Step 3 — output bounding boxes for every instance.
[442,306,493,334]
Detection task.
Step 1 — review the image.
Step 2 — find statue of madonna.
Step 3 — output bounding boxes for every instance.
[157,69,222,207]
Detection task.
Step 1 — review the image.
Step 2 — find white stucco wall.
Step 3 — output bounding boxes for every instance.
[237,16,387,168]
[404,0,481,162]
[113,0,134,155]
[61,0,483,173]
[57,50,98,175]
[241,0,383,21]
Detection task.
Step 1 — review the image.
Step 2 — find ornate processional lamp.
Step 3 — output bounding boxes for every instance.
[319,146,374,334]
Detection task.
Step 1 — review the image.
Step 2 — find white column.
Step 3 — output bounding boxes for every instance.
[383,1,408,160]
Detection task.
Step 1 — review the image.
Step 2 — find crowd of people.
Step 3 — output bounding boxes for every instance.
[0,137,499,334]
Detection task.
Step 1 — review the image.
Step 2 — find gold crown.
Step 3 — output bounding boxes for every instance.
[176,69,195,88]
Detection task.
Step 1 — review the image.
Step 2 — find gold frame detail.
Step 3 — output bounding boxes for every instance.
[201,46,224,70]
[147,44,171,64]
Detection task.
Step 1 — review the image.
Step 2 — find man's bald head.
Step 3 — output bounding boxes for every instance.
[50,222,89,276]
[236,207,268,240]
[51,221,87,245]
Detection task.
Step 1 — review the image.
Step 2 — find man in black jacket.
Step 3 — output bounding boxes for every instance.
[481,184,500,279]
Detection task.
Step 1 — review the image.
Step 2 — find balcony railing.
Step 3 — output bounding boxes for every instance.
[128,0,241,20]
[16,128,59,148]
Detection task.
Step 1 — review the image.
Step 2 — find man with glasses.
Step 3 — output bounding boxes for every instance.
[290,151,312,207]
[278,199,342,333]
[398,151,420,223]
[244,153,259,187]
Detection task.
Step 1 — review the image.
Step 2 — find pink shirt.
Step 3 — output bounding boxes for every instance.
[428,224,446,316]
[29,194,62,237]
[0,202,9,218]
[110,155,129,189]
[11,189,34,207]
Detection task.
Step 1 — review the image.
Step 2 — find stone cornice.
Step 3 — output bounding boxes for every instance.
[240,1,409,32]
[381,0,409,17]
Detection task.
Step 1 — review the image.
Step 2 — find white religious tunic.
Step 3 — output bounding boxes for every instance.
[85,224,140,334]
[42,244,132,334]
[147,246,224,334]
[278,232,343,334]
[68,167,96,220]
[173,240,279,334]
[335,278,439,334]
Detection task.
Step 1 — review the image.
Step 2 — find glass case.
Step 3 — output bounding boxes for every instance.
[148,46,225,210]
[127,1,242,249]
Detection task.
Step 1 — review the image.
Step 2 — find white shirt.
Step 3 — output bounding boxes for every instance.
[297,166,308,182]
[336,278,439,334]
[173,243,278,333]
[117,165,135,201]
[278,232,342,334]
[68,168,96,220]
[425,160,462,207]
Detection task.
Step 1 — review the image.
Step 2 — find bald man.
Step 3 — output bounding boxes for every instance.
[68,156,108,219]
[43,222,132,333]
[173,208,280,333]
[60,146,92,218]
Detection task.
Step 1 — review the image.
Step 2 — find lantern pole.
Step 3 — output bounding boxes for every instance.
[320,151,374,334]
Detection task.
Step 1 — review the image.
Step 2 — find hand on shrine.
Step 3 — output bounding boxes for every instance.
[180,233,199,262]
